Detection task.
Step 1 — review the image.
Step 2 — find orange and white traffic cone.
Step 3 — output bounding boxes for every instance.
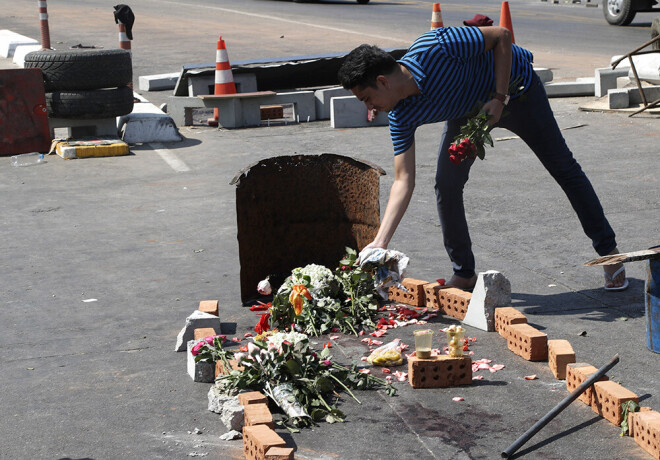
[208,36,237,127]
[430,3,443,30]
[118,21,131,51]
[499,1,515,44]
[38,0,51,50]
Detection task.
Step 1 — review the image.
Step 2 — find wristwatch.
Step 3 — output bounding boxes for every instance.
[493,92,510,106]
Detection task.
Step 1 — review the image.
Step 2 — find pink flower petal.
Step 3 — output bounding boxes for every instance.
[243,333,253,338]
[382,368,391,374]
[472,375,484,380]
[385,376,393,383]
[359,369,370,374]
[452,397,464,402]
[372,340,383,345]
[361,356,368,361]
[359,330,365,336]
[232,337,242,342]
[477,363,491,370]
[329,335,340,340]
[491,364,505,371]
[524,374,538,380]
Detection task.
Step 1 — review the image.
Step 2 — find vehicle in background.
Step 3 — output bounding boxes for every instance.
[603,0,660,25]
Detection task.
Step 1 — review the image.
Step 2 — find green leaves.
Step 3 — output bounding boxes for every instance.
[620,400,640,436]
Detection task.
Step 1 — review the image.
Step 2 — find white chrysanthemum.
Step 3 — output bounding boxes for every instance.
[267,331,309,349]
[291,264,334,294]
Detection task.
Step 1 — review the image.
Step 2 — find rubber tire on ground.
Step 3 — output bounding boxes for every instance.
[24,49,132,91]
[603,0,637,25]
[46,86,134,119]
[357,0,369,3]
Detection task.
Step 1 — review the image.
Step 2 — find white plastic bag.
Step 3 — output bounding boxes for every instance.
[358,248,409,299]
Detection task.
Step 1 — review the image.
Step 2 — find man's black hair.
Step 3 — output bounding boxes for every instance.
[337,44,398,90]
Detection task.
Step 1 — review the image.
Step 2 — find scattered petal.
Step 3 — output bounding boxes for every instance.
[243,333,253,338]
[360,356,368,361]
[437,278,446,286]
[329,335,340,340]
[232,337,242,343]
[323,342,332,348]
[385,376,393,383]
[359,330,365,336]
[452,397,464,402]
[472,375,484,380]
[524,374,538,380]
[359,369,371,374]
[382,368,391,374]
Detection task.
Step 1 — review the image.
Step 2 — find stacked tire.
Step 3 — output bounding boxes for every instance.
[24,49,134,119]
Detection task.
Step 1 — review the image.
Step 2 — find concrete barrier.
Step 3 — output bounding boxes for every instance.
[544,79,594,97]
[330,96,389,128]
[118,101,182,143]
[12,44,42,67]
[314,86,352,120]
[595,67,629,97]
[138,72,179,91]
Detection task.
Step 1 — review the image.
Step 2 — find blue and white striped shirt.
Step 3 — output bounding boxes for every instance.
[389,27,534,155]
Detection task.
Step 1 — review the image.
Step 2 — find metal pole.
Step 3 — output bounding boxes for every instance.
[501,354,620,459]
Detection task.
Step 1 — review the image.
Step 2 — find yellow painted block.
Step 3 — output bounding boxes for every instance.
[55,138,129,159]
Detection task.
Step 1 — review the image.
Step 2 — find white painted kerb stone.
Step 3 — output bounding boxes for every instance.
[174,310,221,351]
[462,270,511,332]
[187,340,215,383]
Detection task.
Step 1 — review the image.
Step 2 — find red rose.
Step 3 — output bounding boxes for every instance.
[254,312,271,335]
[449,154,461,165]
[191,340,206,356]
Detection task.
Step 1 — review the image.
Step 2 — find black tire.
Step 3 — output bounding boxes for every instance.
[24,49,132,91]
[357,0,369,3]
[603,0,637,25]
[46,86,134,119]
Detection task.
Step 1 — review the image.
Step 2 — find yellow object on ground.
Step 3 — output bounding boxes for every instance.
[53,138,129,159]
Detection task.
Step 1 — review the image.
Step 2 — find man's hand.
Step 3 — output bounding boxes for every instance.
[482,98,505,126]
[357,240,387,264]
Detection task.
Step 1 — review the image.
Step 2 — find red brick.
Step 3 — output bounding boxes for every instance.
[494,307,527,338]
[591,380,638,426]
[238,391,268,406]
[198,300,219,316]
[507,323,547,361]
[244,403,275,429]
[193,327,217,341]
[408,355,472,388]
[423,282,443,311]
[629,407,652,438]
[631,410,660,459]
[243,425,287,460]
[215,359,244,378]
[565,363,609,405]
[265,446,294,460]
[441,288,471,320]
[388,278,428,306]
[547,339,576,380]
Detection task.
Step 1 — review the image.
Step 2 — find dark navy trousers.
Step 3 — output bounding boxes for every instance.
[435,73,617,278]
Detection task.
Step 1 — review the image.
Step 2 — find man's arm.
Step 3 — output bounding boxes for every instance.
[365,143,416,249]
[478,26,513,125]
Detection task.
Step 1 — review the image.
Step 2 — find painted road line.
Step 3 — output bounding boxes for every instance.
[150,142,191,172]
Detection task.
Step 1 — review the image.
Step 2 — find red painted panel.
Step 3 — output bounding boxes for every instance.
[0,68,51,156]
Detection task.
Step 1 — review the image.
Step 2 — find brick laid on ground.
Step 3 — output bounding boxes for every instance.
[388,278,428,306]
[243,425,287,460]
[591,380,639,426]
[198,299,219,316]
[548,339,576,380]
[566,363,609,405]
[507,323,548,361]
[494,307,527,338]
[244,403,275,429]
[408,355,472,388]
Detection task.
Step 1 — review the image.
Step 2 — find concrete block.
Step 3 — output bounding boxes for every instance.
[463,270,511,331]
[174,310,221,351]
[239,391,269,406]
[591,380,638,426]
[243,425,287,460]
[186,340,215,382]
[388,278,429,306]
[117,102,182,144]
[534,67,553,83]
[138,72,179,91]
[330,95,389,128]
[0,30,39,58]
[314,86,352,120]
[49,117,118,139]
[595,67,629,97]
[408,355,472,388]
[194,327,218,341]
[494,307,527,338]
[628,85,660,105]
[208,385,245,430]
[631,410,660,459]
[265,447,294,460]
[12,44,42,67]
[566,362,608,405]
[507,323,547,361]
[544,81,594,97]
[439,288,471,321]
[244,403,275,429]
[547,339,575,380]
[608,88,630,109]
[627,54,660,85]
[198,300,219,316]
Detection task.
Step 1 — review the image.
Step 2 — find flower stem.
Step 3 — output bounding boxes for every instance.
[328,370,361,404]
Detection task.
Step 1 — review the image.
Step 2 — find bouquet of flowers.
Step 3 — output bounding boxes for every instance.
[448,78,524,165]
[207,330,396,430]
[269,248,379,336]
